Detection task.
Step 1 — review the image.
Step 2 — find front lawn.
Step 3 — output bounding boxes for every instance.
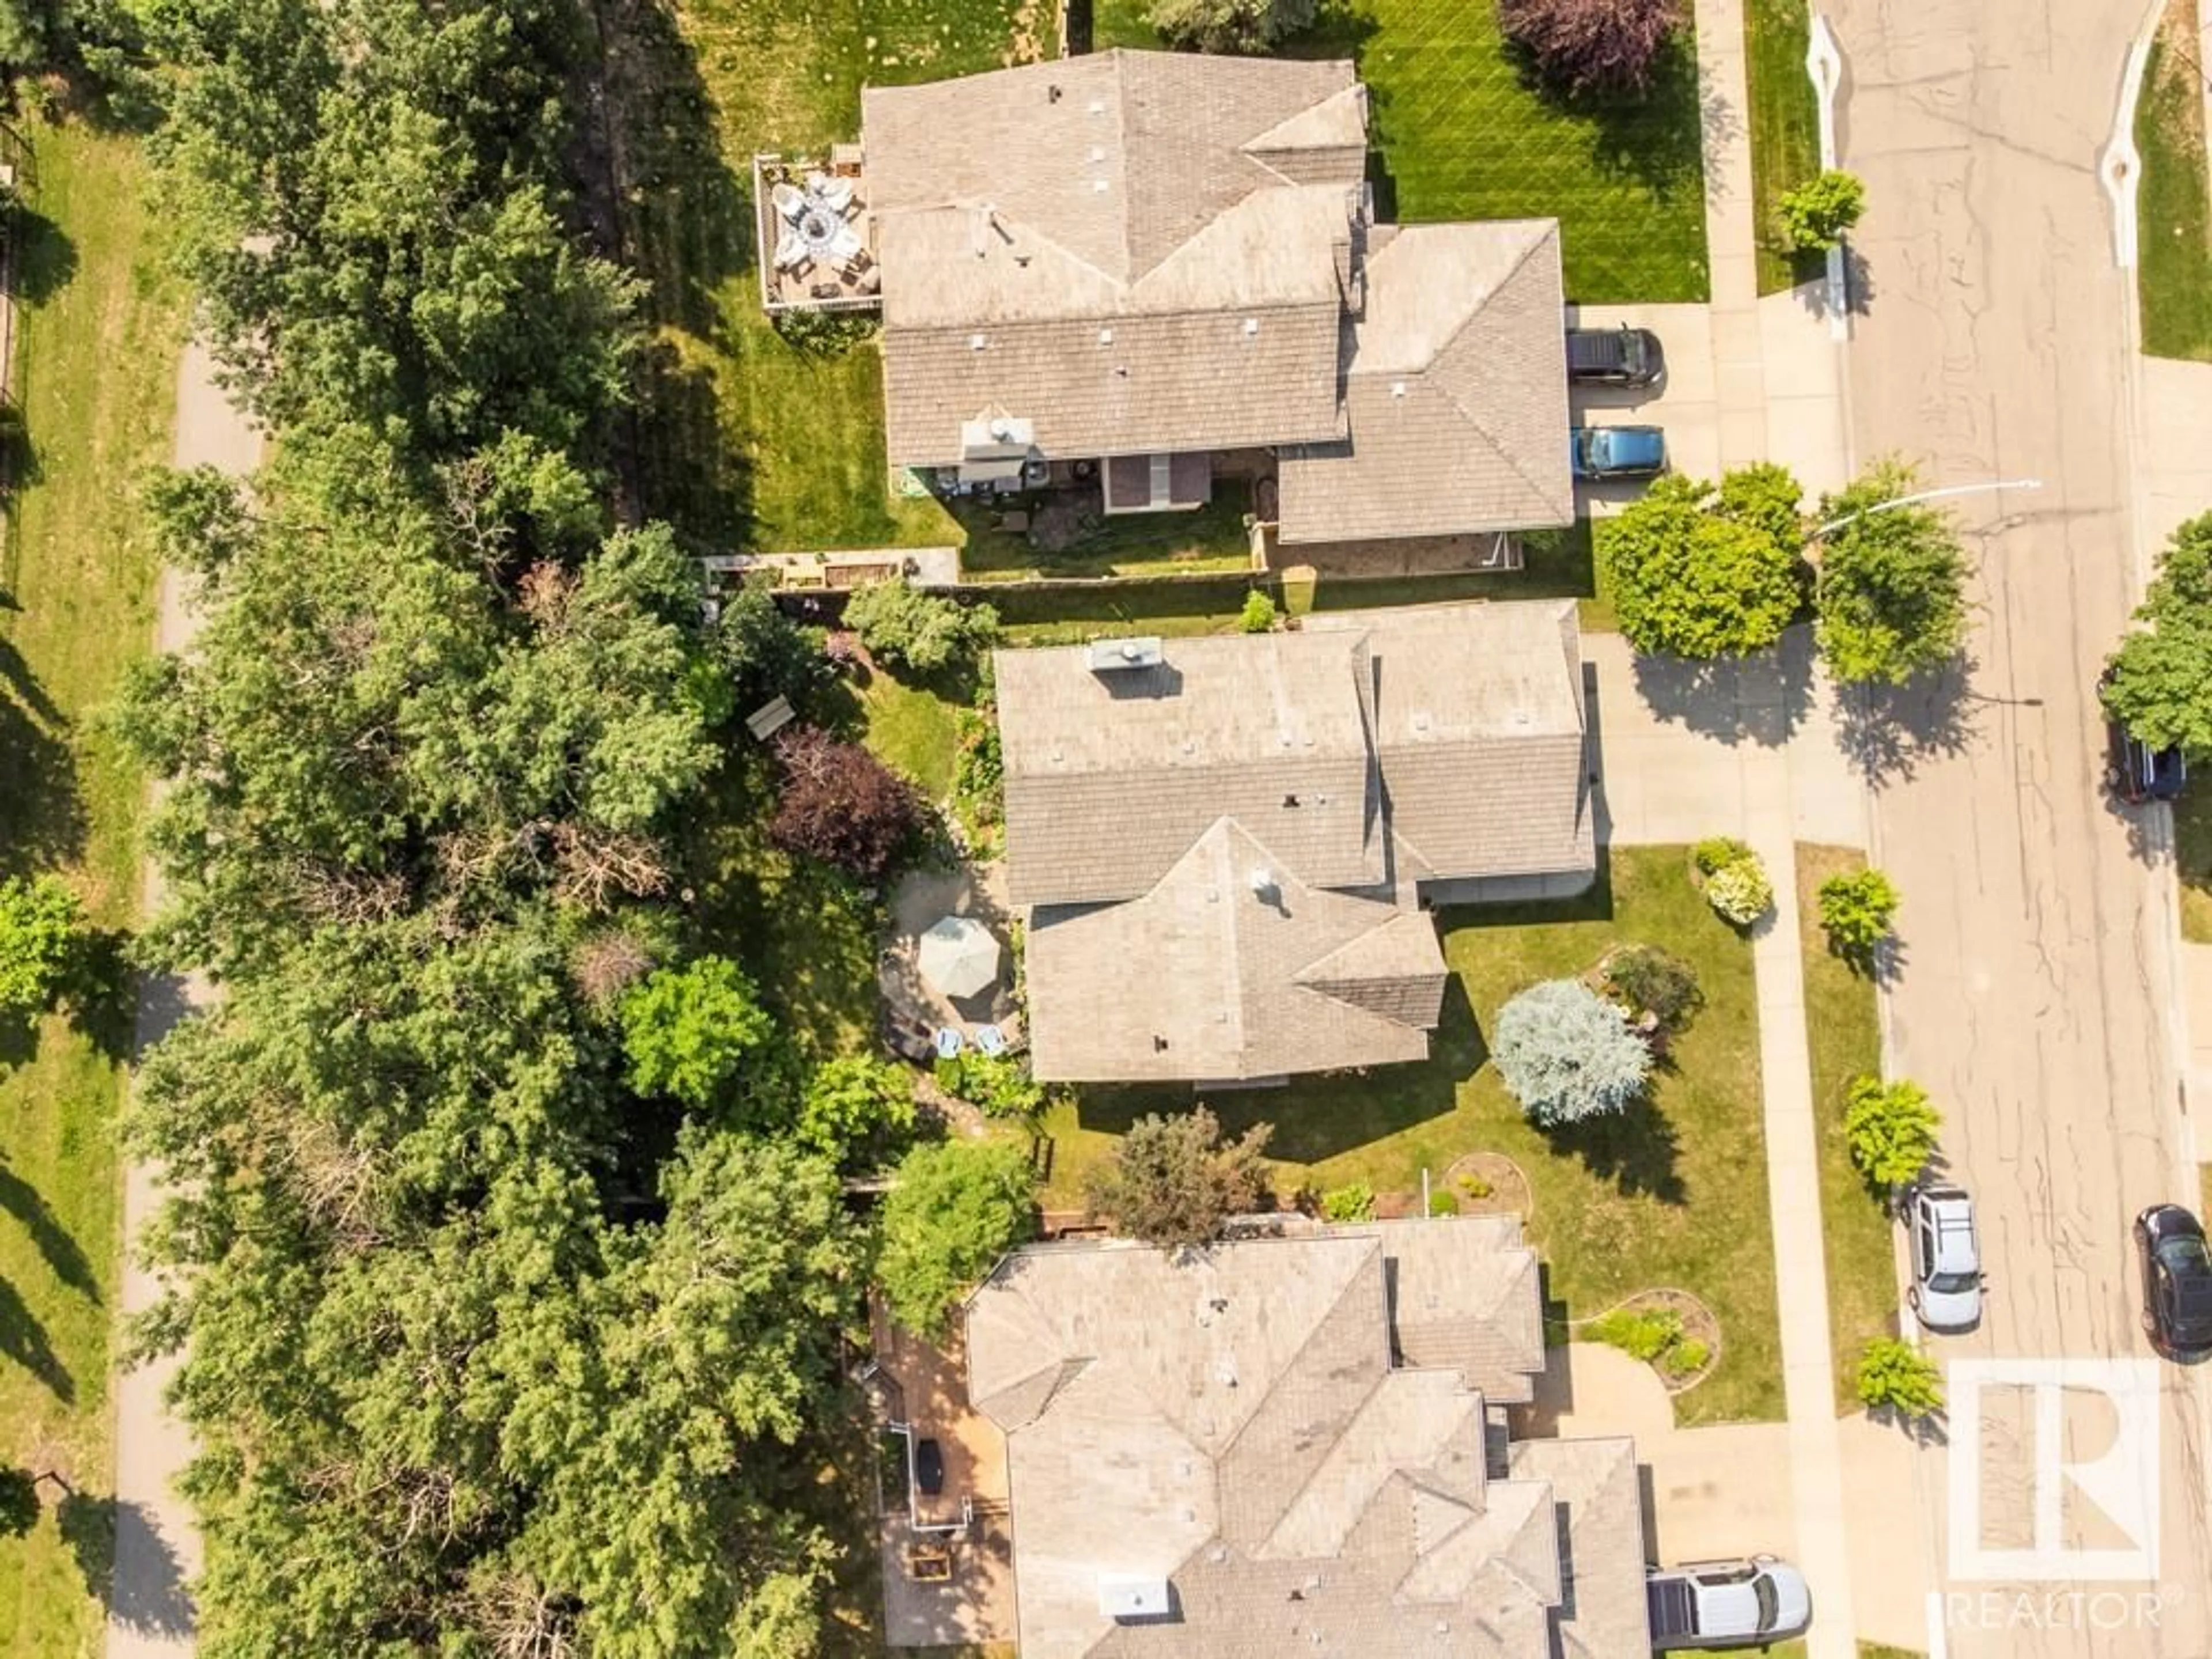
[2136,2,2212,362]
[2176,786,2212,943]
[1040,846,1786,1425]
[1744,0,1824,294]
[1094,0,1709,302]
[0,120,190,1656]
[1796,844,1896,1412]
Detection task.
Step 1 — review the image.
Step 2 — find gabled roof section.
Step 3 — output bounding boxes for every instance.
[1276,219,1574,544]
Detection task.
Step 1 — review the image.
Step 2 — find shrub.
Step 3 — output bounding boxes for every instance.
[953,709,1004,828]
[1601,944,1702,1028]
[771,306,879,355]
[1600,469,1806,660]
[769,726,926,882]
[1492,979,1653,1126]
[1818,867,1900,959]
[1692,836,1753,876]
[1427,1188,1458,1218]
[1320,1183,1376,1222]
[1704,859,1774,926]
[1587,1306,1684,1362]
[1455,1171,1494,1200]
[1238,589,1278,634]
[0,874,86,1013]
[1661,1336,1711,1377]
[877,1140,1037,1337]
[1145,0,1316,53]
[1775,169,1868,251]
[1844,1075,1941,1187]
[933,1052,1045,1121]
[1499,0,1683,97]
[1854,1336,1944,1418]
[842,580,999,676]
[620,956,775,1109]
[1085,1107,1272,1248]
[714,579,830,715]
[797,1055,918,1166]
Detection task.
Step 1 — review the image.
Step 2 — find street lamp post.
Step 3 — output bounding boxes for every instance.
[1813,477,2044,538]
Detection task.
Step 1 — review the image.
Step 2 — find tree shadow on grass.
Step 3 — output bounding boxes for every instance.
[9,207,78,306]
[0,1273,73,1401]
[0,1155,99,1300]
[1539,1093,1685,1203]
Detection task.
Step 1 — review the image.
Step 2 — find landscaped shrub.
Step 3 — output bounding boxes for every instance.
[1600,944,1702,1029]
[933,1052,1045,1122]
[1492,979,1653,1126]
[1499,0,1683,97]
[0,873,86,1014]
[1692,839,1772,926]
[1818,867,1900,961]
[1238,589,1278,634]
[1775,169,1868,251]
[1692,836,1753,876]
[1455,1171,1494,1200]
[1427,1188,1458,1218]
[1844,1075,1941,1187]
[953,708,1004,828]
[1145,0,1316,54]
[843,579,999,676]
[1321,1183,1376,1222]
[1586,1305,1684,1362]
[1854,1336,1944,1418]
[1661,1337,1711,1378]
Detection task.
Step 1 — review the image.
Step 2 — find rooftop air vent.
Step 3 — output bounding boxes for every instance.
[1088,636,1164,673]
[969,333,987,351]
[1098,1576,1172,1620]
[1243,317,1260,336]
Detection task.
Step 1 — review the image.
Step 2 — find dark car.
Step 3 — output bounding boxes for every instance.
[914,1437,945,1495]
[2136,1204,2212,1359]
[2100,669,2187,804]
[1571,425,1667,481]
[1566,324,1665,388]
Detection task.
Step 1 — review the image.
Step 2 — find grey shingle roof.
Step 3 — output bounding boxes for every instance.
[1509,1436,1655,1657]
[1023,819,1445,1083]
[963,1224,1647,1659]
[1277,221,1575,544]
[862,51,1365,466]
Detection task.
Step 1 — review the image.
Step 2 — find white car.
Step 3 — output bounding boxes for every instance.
[1908,1183,1984,1331]
[1646,1555,1812,1650]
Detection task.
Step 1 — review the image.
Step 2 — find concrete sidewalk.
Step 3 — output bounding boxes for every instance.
[108,339,262,1659]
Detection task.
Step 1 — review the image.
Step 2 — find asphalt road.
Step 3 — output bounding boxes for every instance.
[1830,0,2212,1652]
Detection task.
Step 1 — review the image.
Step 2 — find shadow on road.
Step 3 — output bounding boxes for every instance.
[73,1494,196,1638]
[1834,660,1982,786]
[1629,633,1816,748]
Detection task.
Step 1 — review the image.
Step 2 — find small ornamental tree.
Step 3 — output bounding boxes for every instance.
[1499,0,1683,97]
[1817,867,1900,962]
[841,581,999,676]
[1239,589,1278,634]
[2101,512,2212,757]
[0,874,86,1014]
[1813,460,1969,686]
[1775,169,1868,251]
[769,726,926,881]
[1855,1336,1944,1419]
[797,1055,918,1168]
[1600,944,1702,1029]
[1146,0,1316,52]
[877,1139,1038,1337]
[715,579,830,715]
[1843,1075,1941,1187]
[1600,468,1805,660]
[620,956,775,1109]
[1491,979,1653,1126]
[1086,1107,1272,1248]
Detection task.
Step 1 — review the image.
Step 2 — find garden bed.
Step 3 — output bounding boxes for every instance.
[1574,1287,1723,1393]
[1444,1152,1533,1219]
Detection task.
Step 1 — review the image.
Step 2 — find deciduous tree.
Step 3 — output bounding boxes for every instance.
[621,957,775,1109]
[1499,0,1683,97]
[841,581,998,677]
[1600,468,1805,659]
[877,1139,1037,1336]
[1817,867,1900,964]
[768,726,926,882]
[1085,1107,1272,1247]
[2101,512,2212,757]
[1813,461,1969,685]
[0,874,84,1014]
[1145,0,1316,52]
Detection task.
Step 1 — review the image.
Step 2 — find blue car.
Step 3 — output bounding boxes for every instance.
[1571,425,1668,480]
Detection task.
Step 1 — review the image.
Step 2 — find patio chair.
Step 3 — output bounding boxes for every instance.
[770,181,806,222]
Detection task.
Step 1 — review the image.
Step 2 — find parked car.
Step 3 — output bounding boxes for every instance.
[1571,425,1668,481]
[2100,669,2187,804]
[914,1437,946,1495]
[1907,1183,1984,1331]
[1566,324,1666,387]
[1646,1555,1812,1650]
[2135,1203,2212,1360]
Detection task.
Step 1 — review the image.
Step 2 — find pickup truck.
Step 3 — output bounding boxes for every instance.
[1646,1556,1812,1650]
[1566,324,1665,387]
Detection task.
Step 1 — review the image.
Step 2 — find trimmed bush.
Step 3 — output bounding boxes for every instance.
[1320,1183,1376,1222]
[1844,1075,1941,1187]
[1855,1336,1944,1418]
[1818,867,1900,958]
[1238,589,1277,634]
[1601,944,1702,1028]
[1587,1306,1684,1362]
[1775,169,1868,251]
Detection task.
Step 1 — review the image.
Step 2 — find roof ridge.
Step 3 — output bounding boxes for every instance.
[1423,226,1567,516]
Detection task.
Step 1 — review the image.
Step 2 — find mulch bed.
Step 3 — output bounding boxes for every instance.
[1442,1152,1533,1219]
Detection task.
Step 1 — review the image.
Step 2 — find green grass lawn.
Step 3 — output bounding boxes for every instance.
[1744,0,1824,294]
[1796,844,1897,1412]
[1040,846,1785,1425]
[0,120,189,1655]
[1094,0,1709,301]
[854,669,962,800]
[611,0,1035,550]
[2136,4,2212,362]
[957,497,1255,582]
[2176,786,2212,943]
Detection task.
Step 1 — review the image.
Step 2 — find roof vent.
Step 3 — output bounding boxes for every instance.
[1099,1576,1172,1620]
[969,333,987,351]
[1243,317,1260,336]
[1099,327,1114,345]
[1048,84,1062,103]
[1249,869,1275,895]
[1093,178,1109,193]
[1088,99,1107,115]
[1089,636,1163,673]
[1391,380,1407,398]
[1089,145,1106,162]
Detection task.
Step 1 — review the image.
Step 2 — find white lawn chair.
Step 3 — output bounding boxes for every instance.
[770,181,807,222]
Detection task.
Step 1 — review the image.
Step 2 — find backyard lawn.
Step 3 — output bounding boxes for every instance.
[0,121,190,1655]
[1744,0,1824,294]
[1092,0,1710,301]
[1796,844,1897,1412]
[1039,846,1786,1425]
[2178,781,2212,944]
[957,496,1256,583]
[2135,0,2212,362]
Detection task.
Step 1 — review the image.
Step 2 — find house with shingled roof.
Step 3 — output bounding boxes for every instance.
[963,1218,1651,1658]
[993,601,1595,1084]
[853,50,1573,544]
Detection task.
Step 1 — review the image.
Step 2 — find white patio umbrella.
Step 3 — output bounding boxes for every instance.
[917,915,1001,999]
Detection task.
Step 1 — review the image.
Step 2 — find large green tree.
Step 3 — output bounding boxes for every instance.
[876,1140,1037,1337]
[1600,466,1806,659]
[2101,512,2212,756]
[1813,460,1970,685]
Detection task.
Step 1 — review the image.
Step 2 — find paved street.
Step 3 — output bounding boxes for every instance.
[1830,0,2212,1651]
